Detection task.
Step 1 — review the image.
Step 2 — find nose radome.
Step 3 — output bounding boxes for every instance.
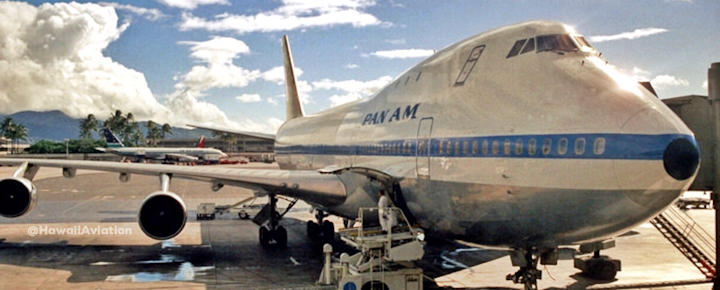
[663,137,700,181]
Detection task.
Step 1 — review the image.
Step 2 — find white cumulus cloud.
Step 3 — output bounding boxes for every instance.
[651,75,689,88]
[236,94,262,103]
[0,1,172,122]
[589,28,668,43]
[100,2,166,21]
[703,80,708,90]
[313,76,392,107]
[367,49,434,59]
[156,0,230,10]
[178,0,386,34]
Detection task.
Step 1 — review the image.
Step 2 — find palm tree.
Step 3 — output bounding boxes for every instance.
[161,123,173,139]
[103,110,126,136]
[79,114,98,139]
[7,123,28,154]
[212,131,237,153]
[0,117,13,153]
[145,121,162,146]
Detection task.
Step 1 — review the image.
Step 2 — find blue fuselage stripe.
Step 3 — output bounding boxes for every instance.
[275,134,694,160]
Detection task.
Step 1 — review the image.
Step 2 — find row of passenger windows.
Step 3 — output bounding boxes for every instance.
[434,137,606,156]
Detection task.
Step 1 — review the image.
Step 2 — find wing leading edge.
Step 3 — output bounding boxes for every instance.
[0,158,347,206]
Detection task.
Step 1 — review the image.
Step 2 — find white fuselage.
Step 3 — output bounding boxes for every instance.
[109,147,226,161]
[274,21,698,249]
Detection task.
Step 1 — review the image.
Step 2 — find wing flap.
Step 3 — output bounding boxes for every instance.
[0,159,347,206]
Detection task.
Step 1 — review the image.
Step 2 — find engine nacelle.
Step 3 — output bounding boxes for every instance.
[0,177,37,218]
[138,191,187,240]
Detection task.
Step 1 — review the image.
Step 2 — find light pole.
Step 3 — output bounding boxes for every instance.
[64,139,69,159]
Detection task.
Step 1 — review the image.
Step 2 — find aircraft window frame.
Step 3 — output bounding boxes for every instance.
[472,140,478,155]
[536,34,578,53]
[482,140,489,155]
[455,45,486,86]
[446,141,452,155]
[515,139,523,155]
[416,71,422,82]
[574,35,594,50]
[542,138,552,155]
[528,139,537,155]
[520,38,535,54]
[574,138,586,155]
[593,138,606,155]
[439,141,444,155]
[507,39,526,58]
[463,141,469,155]
[558,138,568,155]
[503,139,511,155]
[454,141,460,155]
[492,140,499,155]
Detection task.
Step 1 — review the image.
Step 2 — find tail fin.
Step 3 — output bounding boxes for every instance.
[282,35,304,120]
[195,136,206,148]
[102,128,124,148]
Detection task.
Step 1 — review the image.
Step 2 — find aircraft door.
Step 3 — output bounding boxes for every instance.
[416,118,433,178]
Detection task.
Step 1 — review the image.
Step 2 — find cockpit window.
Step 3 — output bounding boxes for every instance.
[536,34,577,53]
[574,35,594,50]
[520,38,535,54]
[507,39,526,58]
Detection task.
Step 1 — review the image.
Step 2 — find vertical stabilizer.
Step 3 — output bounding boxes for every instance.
[195,136,205,148]
[282,35,304,120]
[102,128,124,148]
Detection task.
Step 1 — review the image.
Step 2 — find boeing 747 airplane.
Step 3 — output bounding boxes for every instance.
[0,21,699,289]
[95,128,226,163]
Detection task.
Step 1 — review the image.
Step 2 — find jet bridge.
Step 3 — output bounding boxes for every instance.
[318,207,426,290]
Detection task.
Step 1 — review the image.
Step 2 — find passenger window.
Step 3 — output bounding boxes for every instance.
[463,141,469,155]
[521,38,535,54]
[528,139,537,155]
[594,138,606,155]
[472,141,478,155]
[558,138,568,155]
[482,140,489,155]
[507,39,526,58]
[492,140,499,155]
[439,141,444,155]
[446,141,452,155]
[504,140,511,155]
[515,139,523,155]
[542,139,552,155]
[454,141,460,155]
[574,138,586,155]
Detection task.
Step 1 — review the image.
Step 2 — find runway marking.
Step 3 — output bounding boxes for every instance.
[60,196,101,215]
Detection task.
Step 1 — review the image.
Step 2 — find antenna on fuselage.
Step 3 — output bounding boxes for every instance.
[282,35,304,121]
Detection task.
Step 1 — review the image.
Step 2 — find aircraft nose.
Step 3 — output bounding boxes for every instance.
[663,137,700,181]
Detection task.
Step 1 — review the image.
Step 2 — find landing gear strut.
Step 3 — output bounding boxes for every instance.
[506,249,542,290]
[307,209,335,243]
[257,194,297,248]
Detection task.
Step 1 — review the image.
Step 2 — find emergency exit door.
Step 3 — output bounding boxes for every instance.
[416,118,433,178]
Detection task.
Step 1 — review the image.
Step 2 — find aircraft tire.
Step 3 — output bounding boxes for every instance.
[590,260,617,281]
[276,226,288,248]
[259,227,271,248]
[322,221,334,241]
[307,220,318,240]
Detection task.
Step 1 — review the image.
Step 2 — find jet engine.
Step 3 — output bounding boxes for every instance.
[138,191,187,240]
[0,177,37,218]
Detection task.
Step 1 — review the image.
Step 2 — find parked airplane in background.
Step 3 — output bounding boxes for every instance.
[95,128,226,163]
[0,21,699,289]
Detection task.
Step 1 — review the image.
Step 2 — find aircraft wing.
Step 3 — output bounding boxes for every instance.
[0,158,346,206]
[187,124,276,140]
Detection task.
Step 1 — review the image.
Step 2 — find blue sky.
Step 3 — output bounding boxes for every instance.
[1,0,718,133]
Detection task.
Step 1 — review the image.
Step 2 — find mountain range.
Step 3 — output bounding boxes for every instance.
[0,110,215,143]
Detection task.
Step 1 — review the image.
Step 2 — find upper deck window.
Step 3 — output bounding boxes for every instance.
[507,39,526,58]
[574,36,594,49]
[536,34,577,53]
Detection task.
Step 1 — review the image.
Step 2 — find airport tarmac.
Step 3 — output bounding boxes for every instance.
[0,163,715,289]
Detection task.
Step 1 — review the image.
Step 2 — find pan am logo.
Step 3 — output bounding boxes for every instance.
[362,103,420,126]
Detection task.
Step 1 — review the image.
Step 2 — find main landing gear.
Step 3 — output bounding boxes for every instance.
[506,248,558,290]
[306,209,335,243]
[574,240,621,281]
[256,194,298,248]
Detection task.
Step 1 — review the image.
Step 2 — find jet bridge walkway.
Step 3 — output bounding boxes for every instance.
[650,205,716,279]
